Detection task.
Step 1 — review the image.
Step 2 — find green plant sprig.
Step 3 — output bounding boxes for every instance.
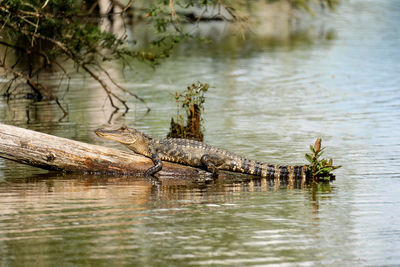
[305,138,341,182]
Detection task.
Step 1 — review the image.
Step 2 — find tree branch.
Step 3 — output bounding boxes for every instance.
[0,10,140,112]
[96,64,151,112]
[0,58,67,115]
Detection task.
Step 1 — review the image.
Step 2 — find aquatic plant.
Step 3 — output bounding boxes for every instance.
[306,138,341,182]
[168,81,209,141]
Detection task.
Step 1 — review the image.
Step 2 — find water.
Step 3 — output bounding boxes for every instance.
[1,0,400,265]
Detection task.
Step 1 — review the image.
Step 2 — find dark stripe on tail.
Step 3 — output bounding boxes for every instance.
[294,166,303,178]
[267,164,276,177]
[254,164,263,176]
[278,166,289,181]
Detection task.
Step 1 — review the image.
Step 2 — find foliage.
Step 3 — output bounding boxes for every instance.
[0,0,340,116]
[305,138,341,182]
[0,0,138,112]
[175,81,209,116]
[168,81,209,141]
[270,0,339,13]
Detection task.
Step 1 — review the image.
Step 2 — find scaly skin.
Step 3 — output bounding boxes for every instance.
[95,126,309,180]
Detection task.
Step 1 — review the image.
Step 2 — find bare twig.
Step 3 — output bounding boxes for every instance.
[87,1,98,15]
[119,0,135,13]
[169,0,177,20]
[31,17,40,47]
[79,63,120,111]
[0,58,68,115]
[41,0,50,9]
[96,64,151,112]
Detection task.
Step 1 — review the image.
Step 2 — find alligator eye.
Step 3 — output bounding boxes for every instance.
[120,126,127,131]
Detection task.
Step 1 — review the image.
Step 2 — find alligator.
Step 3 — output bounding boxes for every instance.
[95,126,309,181]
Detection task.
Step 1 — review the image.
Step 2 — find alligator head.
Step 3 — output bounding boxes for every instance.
[95,126,142,145]
[95,126,152,156]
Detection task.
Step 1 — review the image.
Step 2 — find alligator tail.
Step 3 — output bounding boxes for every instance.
[231,159,309,182]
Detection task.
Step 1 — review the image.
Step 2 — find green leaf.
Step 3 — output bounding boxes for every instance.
[331,165,342,170]
[305,153,313,163]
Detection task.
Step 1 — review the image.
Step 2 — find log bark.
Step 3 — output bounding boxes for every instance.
[0,122,201,177]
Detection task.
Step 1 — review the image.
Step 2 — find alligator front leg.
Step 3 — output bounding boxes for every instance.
[144,153,163,177]
[200,154,221,177]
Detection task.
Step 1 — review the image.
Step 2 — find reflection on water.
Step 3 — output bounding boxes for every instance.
[0,173,337,266]
[1,0,400,265]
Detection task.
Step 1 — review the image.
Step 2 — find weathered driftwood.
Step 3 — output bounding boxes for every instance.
[0,123,201,177]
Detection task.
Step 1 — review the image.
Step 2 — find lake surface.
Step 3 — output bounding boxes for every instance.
[1,0,400,266]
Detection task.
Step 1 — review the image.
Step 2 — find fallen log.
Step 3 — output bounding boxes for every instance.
[0,122,201,177]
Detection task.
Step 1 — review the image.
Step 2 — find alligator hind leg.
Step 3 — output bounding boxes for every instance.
[144,153,163,178]
[201,154,221,177]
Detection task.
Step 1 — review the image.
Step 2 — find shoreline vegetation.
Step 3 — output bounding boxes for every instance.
[0,0,338,114]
